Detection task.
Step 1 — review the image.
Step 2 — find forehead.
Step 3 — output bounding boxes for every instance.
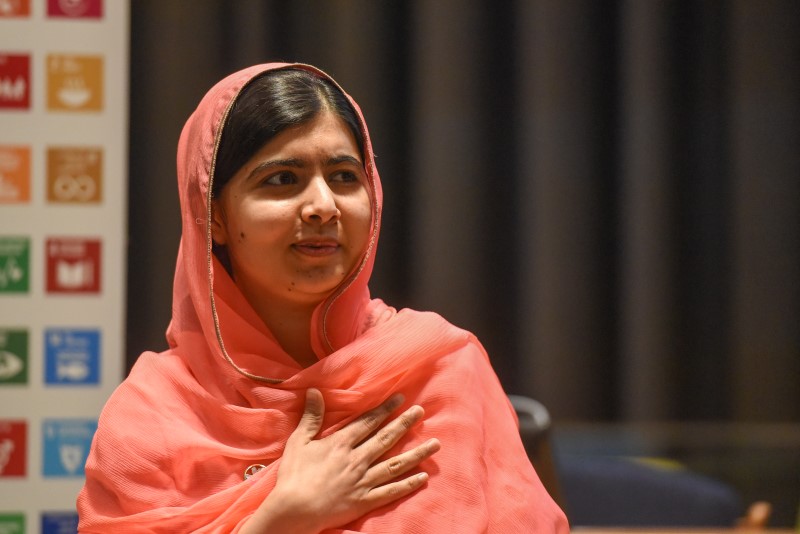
[249,111,361,159]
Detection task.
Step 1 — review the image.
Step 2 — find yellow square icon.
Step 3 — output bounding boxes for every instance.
[47,147,103,203]
[47,54,103,112]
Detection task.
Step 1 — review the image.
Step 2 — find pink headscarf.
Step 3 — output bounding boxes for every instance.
[77,63,569,533]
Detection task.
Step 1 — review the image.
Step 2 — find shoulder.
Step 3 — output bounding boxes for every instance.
[397,307,487,355]
[97,350,197,431]
[376,307,496,377]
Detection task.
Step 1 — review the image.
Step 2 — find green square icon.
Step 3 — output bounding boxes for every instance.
[0,237,30,293]
[0,513,25,533]
[0,329,28,385]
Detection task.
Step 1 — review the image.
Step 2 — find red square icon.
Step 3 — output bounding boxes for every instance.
[46,237,101,294]
[47,0,102,18]
[0,420,26,477]
[0,54,30,110]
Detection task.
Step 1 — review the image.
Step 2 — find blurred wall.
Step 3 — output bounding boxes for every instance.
[127,0,799,422]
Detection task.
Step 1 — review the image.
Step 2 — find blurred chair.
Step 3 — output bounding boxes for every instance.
[508,394,565,510]
[557,454,746,527]
[508,395,770,528]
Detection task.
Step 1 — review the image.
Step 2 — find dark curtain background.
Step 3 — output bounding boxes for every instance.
[127,0,799,424]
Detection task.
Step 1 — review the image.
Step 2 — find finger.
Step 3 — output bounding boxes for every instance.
[341,393,405,445]
[363,438,440,487]
[356,405,424,461]
[364,471,430,510]
[290,388,325,443]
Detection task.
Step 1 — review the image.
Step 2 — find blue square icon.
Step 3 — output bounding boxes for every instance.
[44,328,100,385]
[42,512,79,534]
[42,419,97,477]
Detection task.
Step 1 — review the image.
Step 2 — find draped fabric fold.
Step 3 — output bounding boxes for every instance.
[78,62,568,533]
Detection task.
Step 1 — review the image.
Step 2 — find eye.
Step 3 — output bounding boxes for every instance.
[262,171,297,186]
[329,170,360,183]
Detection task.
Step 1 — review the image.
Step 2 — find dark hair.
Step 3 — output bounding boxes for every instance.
[212,68,365,198]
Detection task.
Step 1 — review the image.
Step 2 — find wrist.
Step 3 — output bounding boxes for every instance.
[241,487,321,534]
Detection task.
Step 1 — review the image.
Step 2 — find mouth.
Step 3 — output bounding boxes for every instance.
[292,239,340,257]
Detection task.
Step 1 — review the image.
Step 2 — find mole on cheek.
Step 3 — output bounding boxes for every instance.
[238,231,245,242]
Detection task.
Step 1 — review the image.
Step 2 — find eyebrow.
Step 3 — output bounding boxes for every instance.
[326,155,363,167]
[244,155,363,183]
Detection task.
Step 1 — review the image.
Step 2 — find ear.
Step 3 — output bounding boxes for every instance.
[210,199,229,246]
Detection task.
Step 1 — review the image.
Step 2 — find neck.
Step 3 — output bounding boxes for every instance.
[250,296,321,368]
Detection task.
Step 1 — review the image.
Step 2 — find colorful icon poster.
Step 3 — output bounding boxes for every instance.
[47,0,102,18]
[0,328,28,385]
[0,420,26,477]
[45,328,100,385]
[0,237,30,293]
[0,0,30,17]
[45,237,101,294]
[47,146,102,203]
[0,146,31,203]
[47,54,103,112]
[42,419,96,477]
[0,54,30,110]
[0,0,126,521]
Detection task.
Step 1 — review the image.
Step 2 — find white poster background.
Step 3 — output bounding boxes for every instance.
[0,0,128,526]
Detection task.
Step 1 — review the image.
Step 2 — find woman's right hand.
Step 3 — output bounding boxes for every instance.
[241,389,441,534]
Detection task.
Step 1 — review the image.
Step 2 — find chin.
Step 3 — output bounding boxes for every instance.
[293,272,348,297]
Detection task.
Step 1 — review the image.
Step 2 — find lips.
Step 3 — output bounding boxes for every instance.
[292,239,340,257]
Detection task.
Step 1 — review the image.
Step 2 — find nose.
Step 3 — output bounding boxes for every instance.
[301,177,340,224]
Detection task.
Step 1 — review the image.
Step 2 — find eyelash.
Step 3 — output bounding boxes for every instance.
[260,170,360,187]
[331,171,359,183]
[263,172,297,186]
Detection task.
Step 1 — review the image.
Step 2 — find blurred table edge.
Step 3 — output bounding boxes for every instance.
[571,529,797,534]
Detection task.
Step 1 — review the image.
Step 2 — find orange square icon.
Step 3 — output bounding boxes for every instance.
[0,146,31,203]
[47,54,103,112]
[0,0,30,17]
[47,147,102,203]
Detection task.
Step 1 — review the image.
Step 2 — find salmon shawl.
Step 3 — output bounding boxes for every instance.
[77,63,569,533]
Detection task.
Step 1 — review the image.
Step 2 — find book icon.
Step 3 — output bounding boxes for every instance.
[56,259,94,289]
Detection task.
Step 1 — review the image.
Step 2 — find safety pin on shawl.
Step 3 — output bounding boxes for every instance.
[244,464,267,480]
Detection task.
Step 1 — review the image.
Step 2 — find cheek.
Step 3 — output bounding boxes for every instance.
[350,192,373,246]
[233,202,295,240]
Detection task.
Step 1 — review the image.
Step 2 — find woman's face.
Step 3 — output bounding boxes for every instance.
[211,110,372,309]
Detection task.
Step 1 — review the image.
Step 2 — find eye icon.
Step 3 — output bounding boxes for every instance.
[0,350,23,379]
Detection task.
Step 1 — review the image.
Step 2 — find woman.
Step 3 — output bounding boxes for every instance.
[77,63,569,533]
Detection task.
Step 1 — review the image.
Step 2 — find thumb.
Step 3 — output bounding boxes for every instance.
[292,388,325,443]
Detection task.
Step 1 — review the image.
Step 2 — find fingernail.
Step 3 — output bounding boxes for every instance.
[417,472,429,482]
